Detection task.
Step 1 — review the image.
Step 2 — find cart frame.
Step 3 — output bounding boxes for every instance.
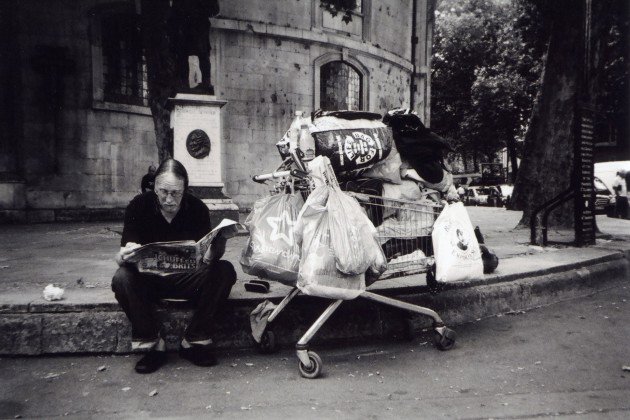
[250,157,456,379]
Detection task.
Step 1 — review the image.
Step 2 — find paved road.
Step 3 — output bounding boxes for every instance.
[1,283,628,419]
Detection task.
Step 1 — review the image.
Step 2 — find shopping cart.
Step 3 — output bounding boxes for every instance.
[249,151,456,379]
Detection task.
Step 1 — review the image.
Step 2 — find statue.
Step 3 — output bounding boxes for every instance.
[170,0,220,94]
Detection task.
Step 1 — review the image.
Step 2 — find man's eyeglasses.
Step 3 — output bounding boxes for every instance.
[156,188,184,199]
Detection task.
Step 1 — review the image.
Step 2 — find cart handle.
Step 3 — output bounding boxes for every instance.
[252,169,308,183]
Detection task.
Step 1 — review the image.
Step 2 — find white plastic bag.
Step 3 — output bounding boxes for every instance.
[295,188,365,300]
[431,202,483,282]
[43,284,64,301]
[362,146,403,184]
[240,193,304,284]
[306,155,339,189]
[402,165,453,193]
[327,187,383,275]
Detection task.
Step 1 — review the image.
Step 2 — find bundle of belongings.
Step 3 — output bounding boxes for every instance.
[241,108,496,299]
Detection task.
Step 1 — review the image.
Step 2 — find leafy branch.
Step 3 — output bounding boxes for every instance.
[320,0,358,24]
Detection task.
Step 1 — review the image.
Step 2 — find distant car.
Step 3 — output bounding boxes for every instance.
[497,184,514,206]
[464,186,503,207]
[594,161,630,193]
[594,176,614,215]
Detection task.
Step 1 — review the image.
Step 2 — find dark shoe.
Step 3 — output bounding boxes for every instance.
[179,344,217,367]
[135,350,167,374]
[244,280,270,293]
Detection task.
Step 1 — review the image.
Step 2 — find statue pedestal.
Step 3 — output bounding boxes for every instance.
[169,93,238,226]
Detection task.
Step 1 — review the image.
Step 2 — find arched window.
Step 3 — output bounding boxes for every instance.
[320,61,362,110]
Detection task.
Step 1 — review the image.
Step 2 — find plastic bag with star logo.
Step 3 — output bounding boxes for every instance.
[240,193,304,285]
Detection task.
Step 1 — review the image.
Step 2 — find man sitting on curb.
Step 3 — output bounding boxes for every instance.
[112,159,236,374]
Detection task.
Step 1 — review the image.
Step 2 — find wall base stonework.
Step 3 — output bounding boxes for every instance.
[0,210,26,224]
[0,208,127,224]
[1,256,627,356]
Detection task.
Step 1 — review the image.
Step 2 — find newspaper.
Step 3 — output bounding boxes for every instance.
[123,219,240,276]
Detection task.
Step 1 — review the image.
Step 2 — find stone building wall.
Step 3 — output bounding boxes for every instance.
[213,0,430,208]
[0,0,434,220]
[0,0,157,222]
[215,28,414,206]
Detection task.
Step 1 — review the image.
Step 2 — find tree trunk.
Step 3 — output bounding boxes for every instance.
[511,0,583,227]
[140,0,178,162]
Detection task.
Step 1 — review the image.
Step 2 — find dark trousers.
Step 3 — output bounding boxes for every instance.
[616,196,629,219]
[112,260,236,343]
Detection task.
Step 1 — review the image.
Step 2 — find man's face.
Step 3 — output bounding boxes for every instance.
[154,173,185,216]
[457,229,468,245]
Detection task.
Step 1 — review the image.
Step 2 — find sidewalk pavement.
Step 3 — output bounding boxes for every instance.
[2,286,628,418]
[1,207,629,355]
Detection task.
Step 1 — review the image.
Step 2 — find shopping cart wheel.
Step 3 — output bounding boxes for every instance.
[298,351,323,379]
[434,327,456,351]
[257,330,278,354]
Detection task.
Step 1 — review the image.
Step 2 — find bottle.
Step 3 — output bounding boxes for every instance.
[289,111,302,154]
[298,111,315,161]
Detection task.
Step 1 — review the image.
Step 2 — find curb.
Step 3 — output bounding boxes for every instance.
[1,251,628,356]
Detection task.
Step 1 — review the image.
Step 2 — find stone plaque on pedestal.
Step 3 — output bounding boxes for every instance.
[169,93,238,226]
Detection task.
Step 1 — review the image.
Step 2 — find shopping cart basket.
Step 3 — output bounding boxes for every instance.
[249,152,456,379]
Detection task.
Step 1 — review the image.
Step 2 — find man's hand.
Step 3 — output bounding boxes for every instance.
[115,242,142,266]
[203,236,227,264]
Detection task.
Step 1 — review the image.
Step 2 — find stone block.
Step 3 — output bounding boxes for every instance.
[237,72,266,90]
[228,128,253,145]
[0,301,31,314]
[0,182,25,209]
[115,317,133,353]
[83,158,109,176]
[107,112,130,129]
[53,207,125,222]
[0,210,26,224]
[234,88,262,102]
[225,100,249,116]
[102,129,124,146]
[86,114,110,136]
[41,312,123,354]
[26,189,72,209]
[26,210,55,223]
[0,315,42,355]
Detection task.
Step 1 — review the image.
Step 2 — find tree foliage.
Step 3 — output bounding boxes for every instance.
[431,0,544,177]
[319,0,358,23]
[597,0,629,146]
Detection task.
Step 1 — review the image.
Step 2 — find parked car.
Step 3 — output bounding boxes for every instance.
[594,161,630,218]
[464,186,503,207]
[594,161,630,193]
[594,176,614,215]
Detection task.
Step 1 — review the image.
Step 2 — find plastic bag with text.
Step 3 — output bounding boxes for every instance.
[431,202,483,282]
[240,193,304,285]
